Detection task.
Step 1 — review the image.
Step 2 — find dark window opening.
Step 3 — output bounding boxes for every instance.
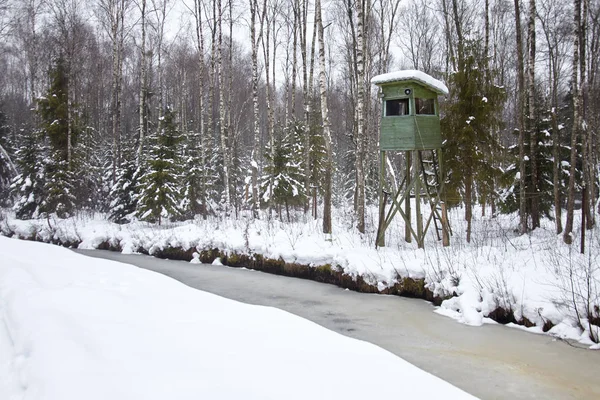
[415,98,435,115]
[385,98,409,116]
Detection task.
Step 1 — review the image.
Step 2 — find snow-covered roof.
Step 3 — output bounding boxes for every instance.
[371,70,449,95]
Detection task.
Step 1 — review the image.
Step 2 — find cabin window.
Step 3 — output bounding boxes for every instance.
[385,98,409,116]
[415,98,435,115]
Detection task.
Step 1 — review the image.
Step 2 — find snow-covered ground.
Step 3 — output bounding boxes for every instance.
[0,236,476,399]
[1,205,599,348]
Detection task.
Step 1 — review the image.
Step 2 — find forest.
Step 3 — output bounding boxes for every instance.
[0,0,599,245]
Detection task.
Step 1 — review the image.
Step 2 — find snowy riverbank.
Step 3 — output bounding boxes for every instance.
[1,206,599,348]
[0,235,476,399]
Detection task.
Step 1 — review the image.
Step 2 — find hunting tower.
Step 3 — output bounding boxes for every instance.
[373,70,450,248]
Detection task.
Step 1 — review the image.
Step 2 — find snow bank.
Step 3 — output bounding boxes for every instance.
[371,70,449,95]
[0,236,476,399]
[2,205,599,348]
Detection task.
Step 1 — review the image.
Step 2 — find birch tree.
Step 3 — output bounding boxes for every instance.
[538,0,570,234]
[315,0,333,234]
[355,0,366,233]
[527,0,539,228]
[514,0,528,234]
[138,0,148,162]
[216,0,231,210]
[249,0,267,217]
[563,0,584,244]
[98,0,129,182]
[192,0,209,217]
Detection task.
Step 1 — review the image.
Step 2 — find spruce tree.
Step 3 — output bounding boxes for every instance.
[441,39,505,241]
[38,57,78,164]
[499,93,571,218]
[0,108,16,205]
[180,129,204,219]
[109,156,141,224]
[11,130,46,219]
[74,127,104,212]
[36,56,79,217]
[260,120,307,218]
[136,108,183,224]
[39,154,77,218]
[308,118,328,199]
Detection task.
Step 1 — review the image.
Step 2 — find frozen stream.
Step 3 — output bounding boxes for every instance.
[76,250,599,400]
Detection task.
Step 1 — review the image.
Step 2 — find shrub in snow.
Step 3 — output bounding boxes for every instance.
[546,239,600,343]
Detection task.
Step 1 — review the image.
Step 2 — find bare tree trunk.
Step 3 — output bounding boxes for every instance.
[466,172,473,243]
[217,0,230,211]
[193,0,207,218]
[304,0,318,214]
[262,7,274,215]
[67,84,72,169]
[207,0,217,188]
[151,0,169,121]
[138,0,147,164]
[484,0,490,62]
[228,0,236,214]
[315,0,333,235]
[300,0,309,213]
[105,0,120,179]
[291,0,299,117]
[514,0,528,234]
[564,0,582,244]
[250,0,267,217]
[377,0,401,73]
[585,0,598,227]
[441,0,456,75]
[22,0,41,104]
[355,0,366,233]
[581,0,593,230]
[539,12,563,234]
[528,0,539,228]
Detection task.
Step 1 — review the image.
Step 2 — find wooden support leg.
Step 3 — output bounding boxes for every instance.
[442,203,450,247]
[377,151,386,247]
[405,152,412,243]
[415,152,423,248]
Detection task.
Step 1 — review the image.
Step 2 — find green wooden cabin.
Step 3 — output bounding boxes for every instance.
[372,71,448,151]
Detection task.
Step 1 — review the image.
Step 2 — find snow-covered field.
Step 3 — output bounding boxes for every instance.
[1,205,599,348]
[0,236,476,399]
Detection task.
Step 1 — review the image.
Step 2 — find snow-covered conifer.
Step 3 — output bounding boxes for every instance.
[35,56,81,217]
[39,154,77,218]
[261,120,307,218]
[0,109,16,205]
[136,108,182,224]
[109,156,141,224]
[11,131,46,219]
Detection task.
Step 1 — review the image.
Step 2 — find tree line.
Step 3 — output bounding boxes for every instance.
[0,0,598,245]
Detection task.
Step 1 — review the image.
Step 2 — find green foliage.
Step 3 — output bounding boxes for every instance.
[136,108,183,224]
[27,56,82,218]
[179,128,220,218]
[261,119,307,208]
[109,157,141,224]
[74,127,105,212]
[441,40,506,207]
[37,56,80,164]
[498,94,571,217]
[0,107,16,205]
[180,130,204,218]
[309,118,328,193]
[39,153,77,218]
[10,130,46,219]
